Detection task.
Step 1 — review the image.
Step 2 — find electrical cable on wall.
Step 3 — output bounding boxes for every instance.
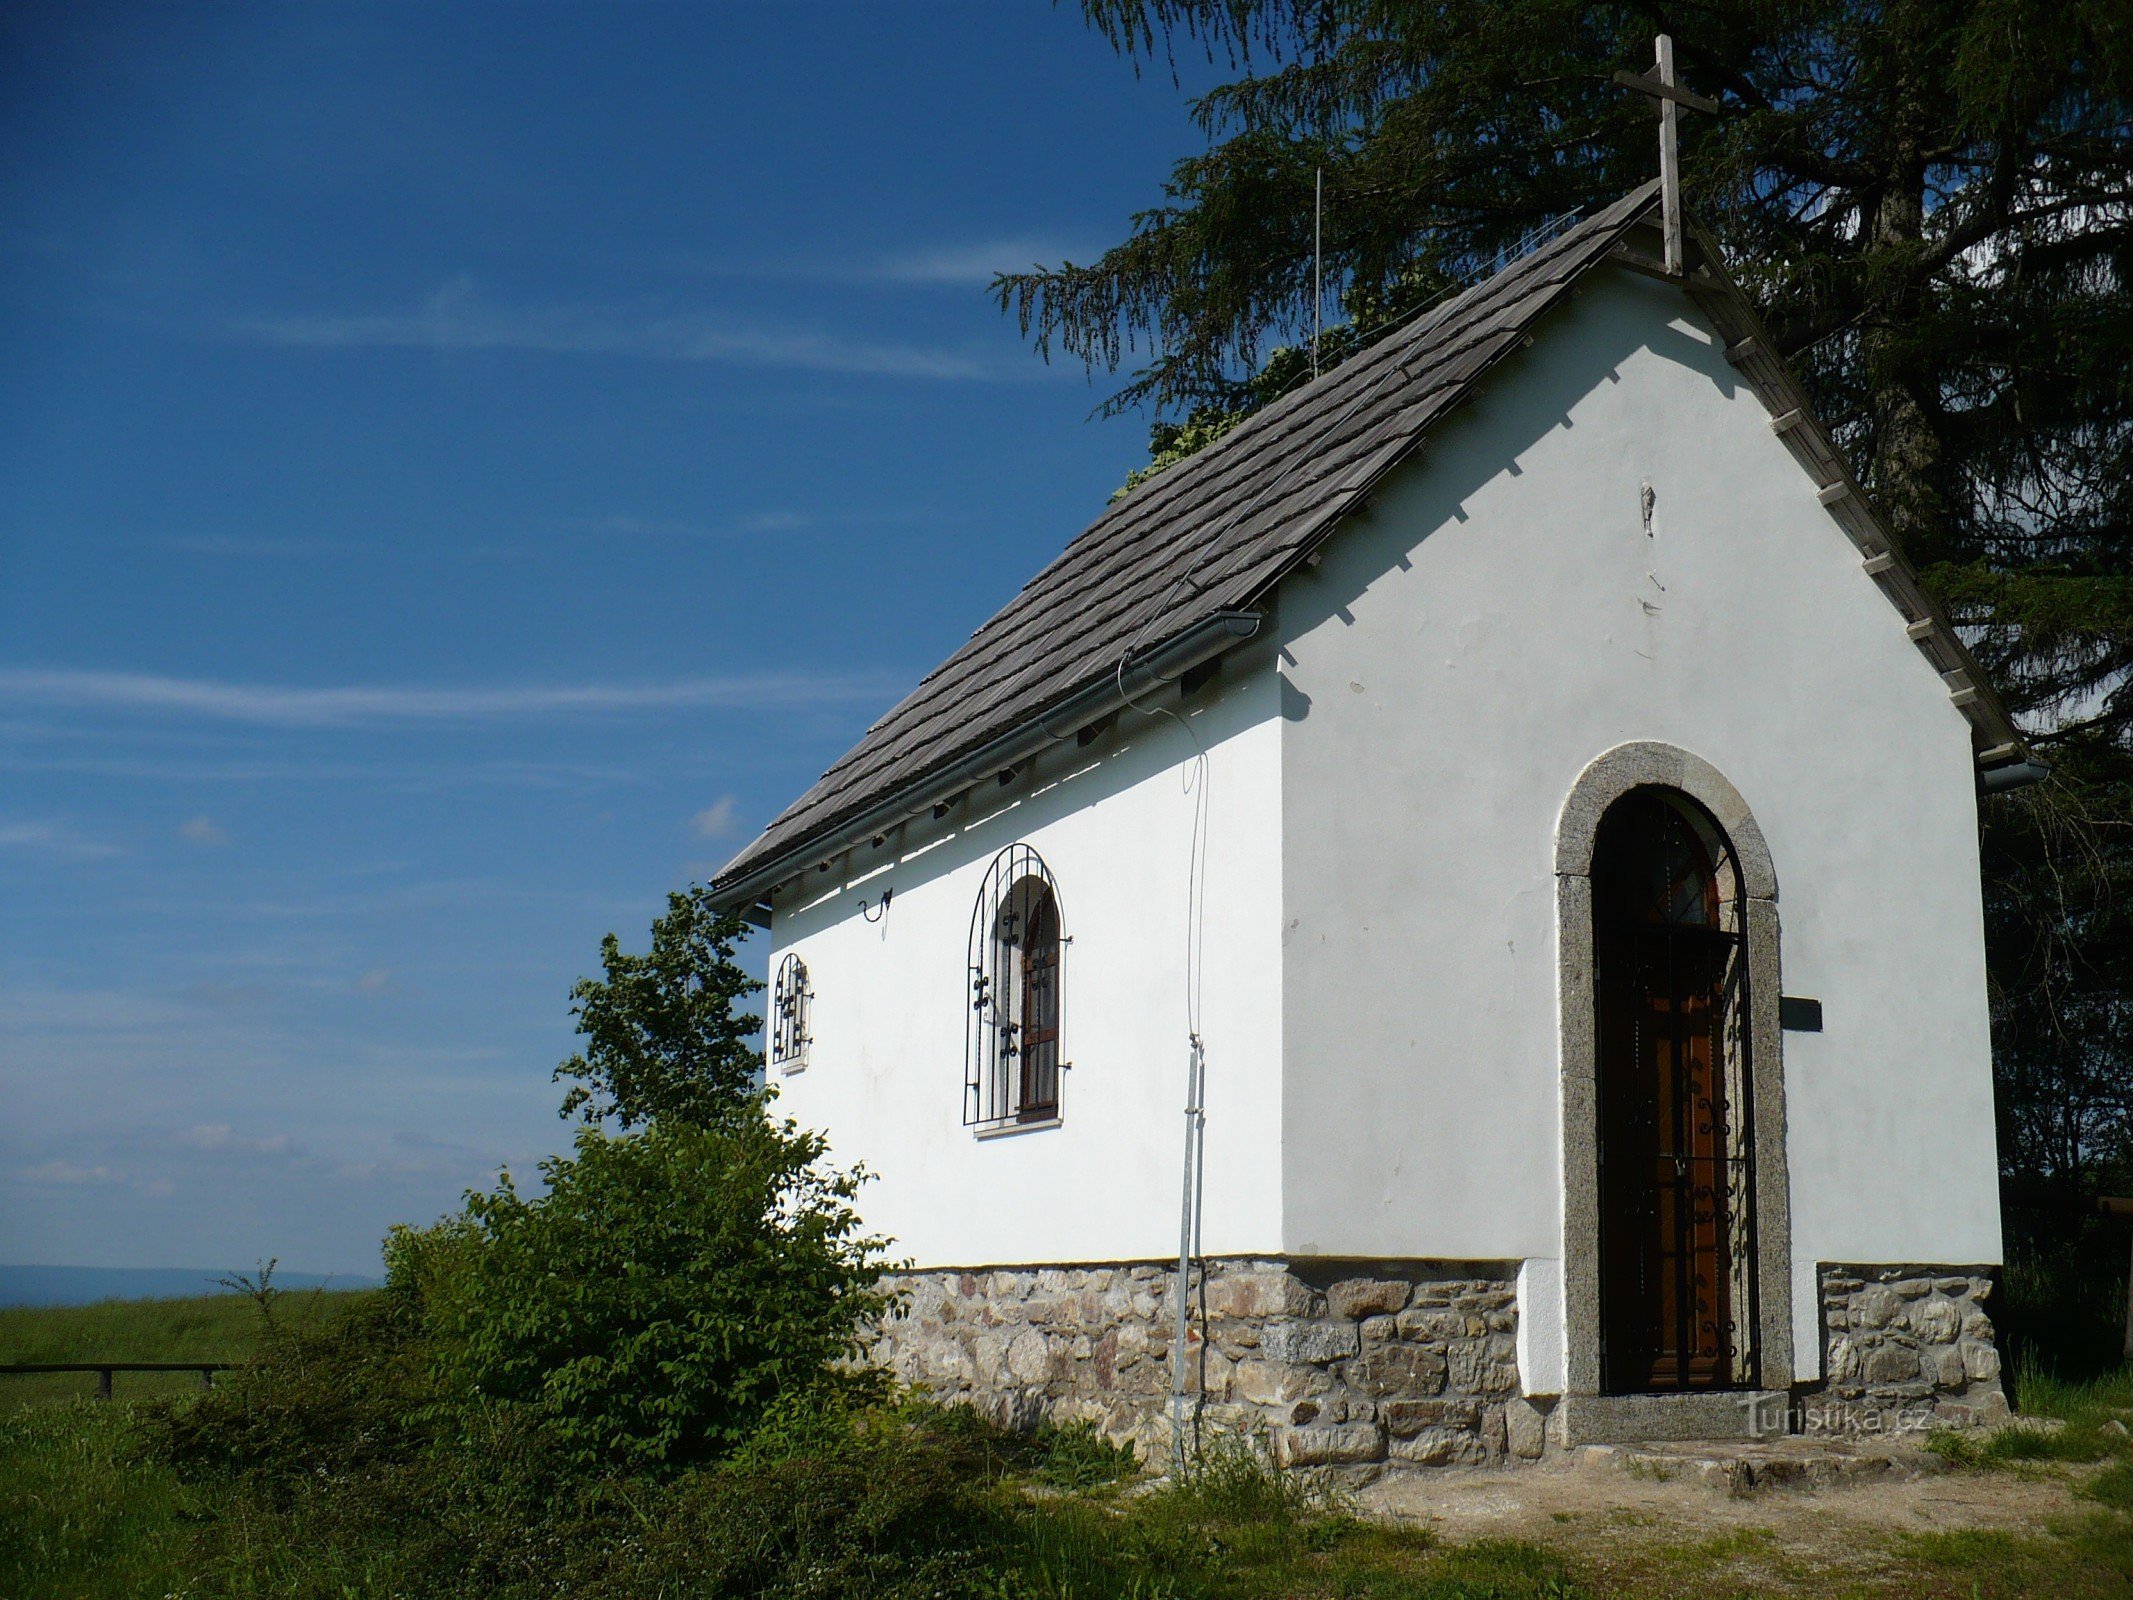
[1110,197,1601,1478]
[1112,657,1213,1479]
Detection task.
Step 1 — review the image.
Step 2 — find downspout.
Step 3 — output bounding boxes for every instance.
[1978,758,2049,795]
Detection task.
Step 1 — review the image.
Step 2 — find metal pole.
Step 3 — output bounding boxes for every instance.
[1170,1034,1205,1478]
[2124,1228,2133,1365]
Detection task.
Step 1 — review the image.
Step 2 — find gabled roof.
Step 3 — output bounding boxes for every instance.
[713,182,2025,910]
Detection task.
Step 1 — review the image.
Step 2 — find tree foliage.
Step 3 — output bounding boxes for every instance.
[1006,0,2133,1217]
[554,885,764,1129]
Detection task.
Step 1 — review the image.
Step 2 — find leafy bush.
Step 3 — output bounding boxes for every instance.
[430,1111,896,1472]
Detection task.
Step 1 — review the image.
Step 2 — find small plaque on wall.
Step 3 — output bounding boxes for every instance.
[1779,996,1824,1032]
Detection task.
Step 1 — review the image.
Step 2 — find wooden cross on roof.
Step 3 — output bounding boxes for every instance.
[1614,35,1718,276]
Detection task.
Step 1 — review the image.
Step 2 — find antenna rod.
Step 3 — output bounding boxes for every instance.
[1312,167,1323,378]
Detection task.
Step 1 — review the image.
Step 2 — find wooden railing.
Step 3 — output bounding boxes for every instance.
[0,1361,237,1399]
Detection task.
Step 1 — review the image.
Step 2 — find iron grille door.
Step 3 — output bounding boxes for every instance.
[1597,920,1757,1392]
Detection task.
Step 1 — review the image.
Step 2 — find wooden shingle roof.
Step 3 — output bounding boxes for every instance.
[713,180,2025,906]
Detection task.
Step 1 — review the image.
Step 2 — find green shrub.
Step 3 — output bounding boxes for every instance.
[1030,1416,1140,1489]
[1170,1429,1337,1523]
[432,1110,896,1472]
[148,1286,436,1489]
[578,1402,1013,1600]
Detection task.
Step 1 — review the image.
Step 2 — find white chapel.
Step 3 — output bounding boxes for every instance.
[709,180,2030,1467]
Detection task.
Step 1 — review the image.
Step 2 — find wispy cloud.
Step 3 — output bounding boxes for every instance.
[164,534,379,558]
[691,795,741,838]
[582,509,812,539]
[16,1155,176,1198]
[161,532,541,565]
[0,818,119,860]
[231,279,1014,380]
[177,1123,302,1159]
[580,505,925,541]
[869,236,1084,286]
[178,814,228,846]
[0,667,897,728]
[20,1160,124,1186]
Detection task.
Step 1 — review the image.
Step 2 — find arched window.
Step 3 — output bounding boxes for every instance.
[771,953,812,1073]
[966,844,1065,1128]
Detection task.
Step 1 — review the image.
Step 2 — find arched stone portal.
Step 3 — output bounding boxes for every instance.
[1555,743,1794,1424]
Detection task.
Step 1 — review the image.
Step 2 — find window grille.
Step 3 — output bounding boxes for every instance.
[771,952,812,1073]
[965,844,1065,1127]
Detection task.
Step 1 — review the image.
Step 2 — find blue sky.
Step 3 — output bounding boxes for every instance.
[0,2,1222,1275]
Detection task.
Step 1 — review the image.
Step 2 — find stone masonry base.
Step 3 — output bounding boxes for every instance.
[872,1258,1535,1477]
[870,1256,2006,1474]
[1810,1263,2008,1431]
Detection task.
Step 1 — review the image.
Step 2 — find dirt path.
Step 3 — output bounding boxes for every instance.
[1358,1445,2095,1595]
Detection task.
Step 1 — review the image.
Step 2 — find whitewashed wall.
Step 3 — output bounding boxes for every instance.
[1276,269,2002,1382]
[765,641,1286,1269]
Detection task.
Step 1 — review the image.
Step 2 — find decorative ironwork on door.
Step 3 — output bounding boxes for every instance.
[1594,790,1759,1393]
[965,844,1065,1127]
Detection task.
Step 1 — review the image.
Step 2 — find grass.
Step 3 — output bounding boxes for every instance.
[1890,1517,2133,1600]
[2,1383,2129,1600]
[0,1289,370,1410]
[998,1476,1590,1600]
[2013,1360,2133,1430]
[8,1294,2133,1599]
[0,1399,195,1600]
[1926,1356,2133,1471]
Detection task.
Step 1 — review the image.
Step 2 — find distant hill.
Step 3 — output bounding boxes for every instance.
[0,1264,380,1308]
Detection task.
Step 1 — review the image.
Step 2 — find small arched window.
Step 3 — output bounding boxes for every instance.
[771,953,812,1073]
[966,845,1065,1128]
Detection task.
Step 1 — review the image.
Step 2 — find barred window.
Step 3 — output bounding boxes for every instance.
[771,953,812,1073]
[966,844,1065,1128]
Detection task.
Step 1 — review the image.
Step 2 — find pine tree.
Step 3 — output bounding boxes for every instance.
[1002,2,2133,1266]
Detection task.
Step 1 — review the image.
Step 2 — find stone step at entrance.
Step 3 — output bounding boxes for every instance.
[1558,1389,1790,1444]
[1572,1435,1937,1493]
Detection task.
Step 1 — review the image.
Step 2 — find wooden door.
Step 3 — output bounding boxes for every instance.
[1594,792,1751,1393]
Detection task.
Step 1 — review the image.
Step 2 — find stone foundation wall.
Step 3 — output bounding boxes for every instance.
[870,1258,1536,1476]
[870,1256,2009,1469]
[1812,1264,2007,1431]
